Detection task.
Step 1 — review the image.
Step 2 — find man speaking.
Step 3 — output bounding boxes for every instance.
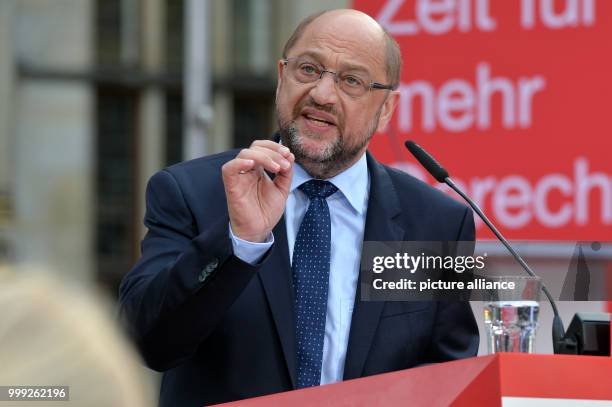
[119,9,478,406]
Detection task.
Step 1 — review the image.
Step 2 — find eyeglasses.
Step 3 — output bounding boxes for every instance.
[282,57,394,98]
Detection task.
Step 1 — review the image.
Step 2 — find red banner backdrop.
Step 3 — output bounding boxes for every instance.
[353,0,611,241]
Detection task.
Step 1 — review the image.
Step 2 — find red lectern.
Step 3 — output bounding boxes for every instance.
[216,354,612,406]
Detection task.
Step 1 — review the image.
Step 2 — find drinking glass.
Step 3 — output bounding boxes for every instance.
[483,276,542,353]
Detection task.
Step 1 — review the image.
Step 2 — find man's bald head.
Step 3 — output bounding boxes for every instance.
[281,9,402,89]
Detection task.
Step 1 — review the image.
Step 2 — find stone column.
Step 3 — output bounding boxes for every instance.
[12,0,94,281]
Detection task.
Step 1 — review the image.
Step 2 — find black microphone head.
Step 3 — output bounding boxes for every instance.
[404,140,450,183]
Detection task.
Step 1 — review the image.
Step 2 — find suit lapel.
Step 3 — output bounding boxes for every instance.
[343,153,406,380]
[257,216,297,388]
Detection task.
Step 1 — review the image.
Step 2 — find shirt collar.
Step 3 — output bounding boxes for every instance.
[290,152,369,215]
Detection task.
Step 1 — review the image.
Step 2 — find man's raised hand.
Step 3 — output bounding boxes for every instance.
[222,140,294,243]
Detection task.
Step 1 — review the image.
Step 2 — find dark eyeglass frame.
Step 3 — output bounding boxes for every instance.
[282,57,394,96]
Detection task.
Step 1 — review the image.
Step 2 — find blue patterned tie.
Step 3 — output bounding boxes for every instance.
[293,179,338,389]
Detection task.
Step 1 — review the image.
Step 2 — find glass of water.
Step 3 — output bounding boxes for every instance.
[483,276,542,354]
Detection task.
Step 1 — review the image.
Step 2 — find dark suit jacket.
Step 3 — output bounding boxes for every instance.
[119,149,479,406]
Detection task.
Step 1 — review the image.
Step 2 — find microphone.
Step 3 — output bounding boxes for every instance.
[404,140,567,353]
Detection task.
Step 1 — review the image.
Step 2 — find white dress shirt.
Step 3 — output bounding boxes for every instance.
[230,152,370,385]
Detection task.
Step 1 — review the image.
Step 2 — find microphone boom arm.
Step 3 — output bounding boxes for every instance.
[404,140,566,353]
[445,177,560,318]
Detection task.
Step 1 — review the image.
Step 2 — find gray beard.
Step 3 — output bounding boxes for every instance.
[277,111,380,179]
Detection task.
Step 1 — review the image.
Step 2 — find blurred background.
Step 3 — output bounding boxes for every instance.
[0,0,351,294]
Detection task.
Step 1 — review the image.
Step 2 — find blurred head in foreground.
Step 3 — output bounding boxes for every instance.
[0,268,155,407]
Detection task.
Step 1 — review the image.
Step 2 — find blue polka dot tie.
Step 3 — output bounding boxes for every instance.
[293,179,338,389]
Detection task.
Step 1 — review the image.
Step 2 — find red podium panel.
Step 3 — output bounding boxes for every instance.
[217,354,612,406]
